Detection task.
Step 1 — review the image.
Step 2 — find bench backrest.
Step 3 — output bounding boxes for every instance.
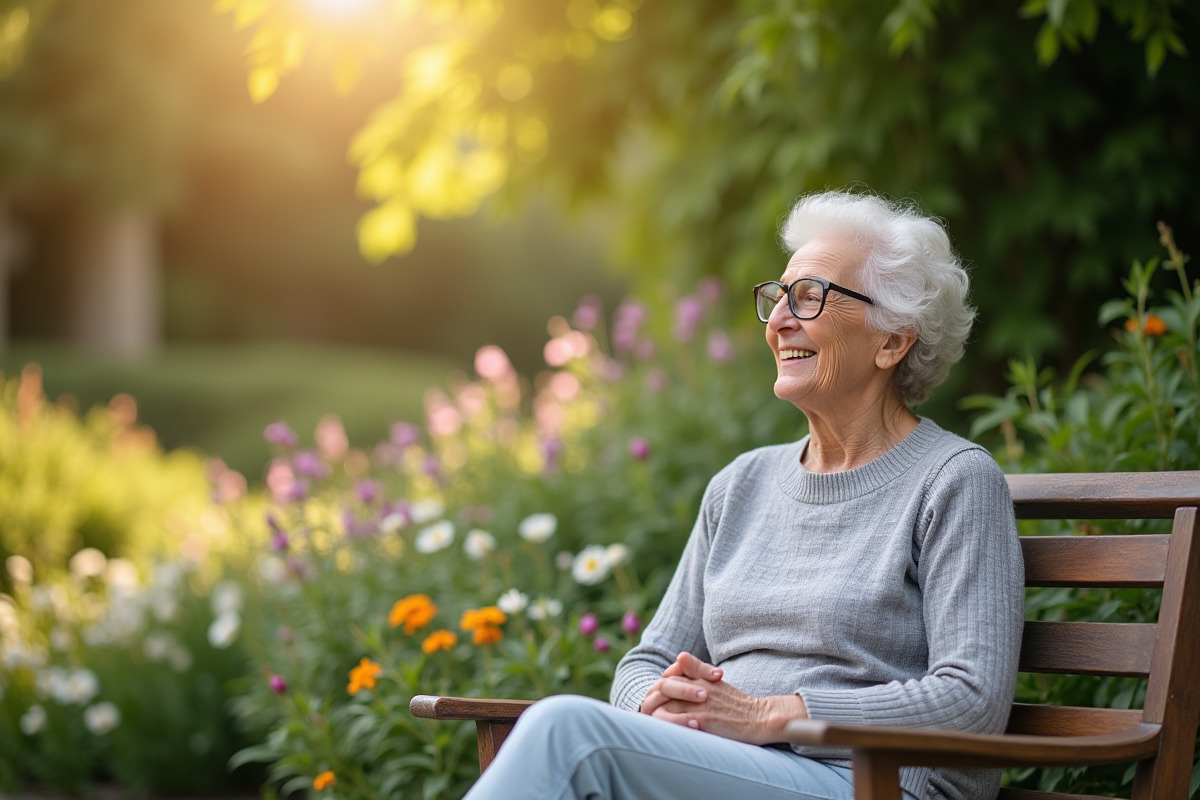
[1003,472,1200,800]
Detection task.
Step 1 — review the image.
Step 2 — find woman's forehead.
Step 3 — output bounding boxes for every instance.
[782,238,865,281]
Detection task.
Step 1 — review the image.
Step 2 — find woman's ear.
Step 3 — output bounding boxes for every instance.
[876,330,917,370]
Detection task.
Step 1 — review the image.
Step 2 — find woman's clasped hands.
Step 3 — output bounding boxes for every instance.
[638,652,808,746]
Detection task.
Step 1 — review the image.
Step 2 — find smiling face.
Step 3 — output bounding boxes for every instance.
[765,237,894,416]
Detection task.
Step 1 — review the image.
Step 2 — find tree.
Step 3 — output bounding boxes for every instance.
[220,0,1197,411]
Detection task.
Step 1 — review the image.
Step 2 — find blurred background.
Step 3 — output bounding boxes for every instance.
[0,0,1196,479]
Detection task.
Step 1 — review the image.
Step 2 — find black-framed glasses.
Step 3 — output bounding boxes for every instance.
[752,277,874,323]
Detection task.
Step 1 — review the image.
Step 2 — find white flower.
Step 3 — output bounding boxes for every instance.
[84,701,121,735]
[207,611,241,649]
[463,529,496,560]
[69,548,107,580]
[143,631,177,662]
[104,558,140,592]
[258,556,288,584]
[605,543,630,567]
[526,596,562,621]
[555,551,574,570]
[50,627,72,652]
[416,520,455,554]
[57,668,99,705]
[168,645,193,673]
[379,512,406,533]
[571,546,611,585]
[518,513,557,543]
[409,498,445,524]
[6,554,33,583]
[210,580,244,616]
[20,704,47,735]
[496,589,528,615]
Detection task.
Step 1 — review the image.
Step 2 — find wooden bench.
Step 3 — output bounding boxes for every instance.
[410,471,1200,799]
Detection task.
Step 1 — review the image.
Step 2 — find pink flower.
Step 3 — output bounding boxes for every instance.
[269,674,287,694]
[672,296,704,342]
[593,636,611,653]
[622,612,641,634]
[628,437,650,461]
[475,345,514,381]
[707,330,733,363]
[356,481,380,505]
[579,613,598,636]
[315,415,349,461]
[572,295,601,330]
[292,451,329,481]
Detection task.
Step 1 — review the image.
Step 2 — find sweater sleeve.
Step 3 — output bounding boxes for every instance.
[797,449,1024,734]
[609,467,728,711]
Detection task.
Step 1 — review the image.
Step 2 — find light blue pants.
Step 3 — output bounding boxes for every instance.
[462,694,882,800]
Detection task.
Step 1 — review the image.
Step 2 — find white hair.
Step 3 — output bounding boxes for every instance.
[780,190,975,405]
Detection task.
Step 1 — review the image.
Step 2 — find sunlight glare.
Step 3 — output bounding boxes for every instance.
[304,0,377,18]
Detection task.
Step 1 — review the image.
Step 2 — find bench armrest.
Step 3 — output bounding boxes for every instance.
[783,719,1162,770]
[409,695,535,722]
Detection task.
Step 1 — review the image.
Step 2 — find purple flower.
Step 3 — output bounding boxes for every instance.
[672,296,704,342]
[286,479,310,504]
[579,613,599,636]
[267,514,289,553]
[292,451,329,481]
[593,636,611,653]
[356,480,380,505]
[264,421,298,449]
[622,612,641,634]
[391,422,420,450]
[269,674,287,694]
[421,454,441,480]
[628,437,650,461]
[541,436,563,474]
[612,300,647,354]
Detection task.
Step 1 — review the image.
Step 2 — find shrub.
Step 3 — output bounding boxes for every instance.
[965,224,1200,798]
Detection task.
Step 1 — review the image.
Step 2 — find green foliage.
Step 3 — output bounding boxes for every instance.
[222,281,803,799]
[964,228,1199,797]
[0,364,213,579]
[0,548,255,794]
[218,0,1198,383]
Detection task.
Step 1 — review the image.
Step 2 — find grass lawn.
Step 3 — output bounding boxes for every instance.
[1,340,462,481]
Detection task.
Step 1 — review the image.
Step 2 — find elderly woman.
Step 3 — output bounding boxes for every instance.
[463,190,1025,800]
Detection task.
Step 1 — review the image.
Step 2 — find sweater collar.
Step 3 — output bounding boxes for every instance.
[776,416,943,504]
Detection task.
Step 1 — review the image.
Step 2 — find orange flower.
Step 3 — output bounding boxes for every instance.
[421,629,457,654]
[313,771,336,791]
[389,594,438,634]
[460,606,507,631]
[1126,314,1168,336]
[347,657,382,694]
[472,625,504,645]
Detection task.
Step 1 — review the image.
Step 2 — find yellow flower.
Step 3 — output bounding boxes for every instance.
[314,771,336,791]
[389,594,437,634]
[421,629,457,654]
[347,657,382,694]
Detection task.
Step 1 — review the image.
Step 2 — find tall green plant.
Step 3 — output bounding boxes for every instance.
[965,227,1200,797]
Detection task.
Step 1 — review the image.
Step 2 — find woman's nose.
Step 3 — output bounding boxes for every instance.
[767,297,799,330]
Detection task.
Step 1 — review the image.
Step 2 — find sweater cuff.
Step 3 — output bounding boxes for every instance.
[610,675,658,712]
[796,688,867,724]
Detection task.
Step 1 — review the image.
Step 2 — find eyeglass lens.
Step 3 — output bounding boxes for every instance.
[756,279,824,321]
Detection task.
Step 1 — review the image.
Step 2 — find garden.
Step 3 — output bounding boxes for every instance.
[1,0,1198,798]
[3,227,1199,797]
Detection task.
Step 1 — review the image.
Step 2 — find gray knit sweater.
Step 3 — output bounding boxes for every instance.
[610,418,1024,800]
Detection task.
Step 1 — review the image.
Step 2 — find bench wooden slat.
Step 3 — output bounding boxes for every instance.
[999,789,1123,800]
[1006,704,1146,737]
[1008,472,1200,519]
[1020,621,1156,677]
[1021,535,1169,587]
